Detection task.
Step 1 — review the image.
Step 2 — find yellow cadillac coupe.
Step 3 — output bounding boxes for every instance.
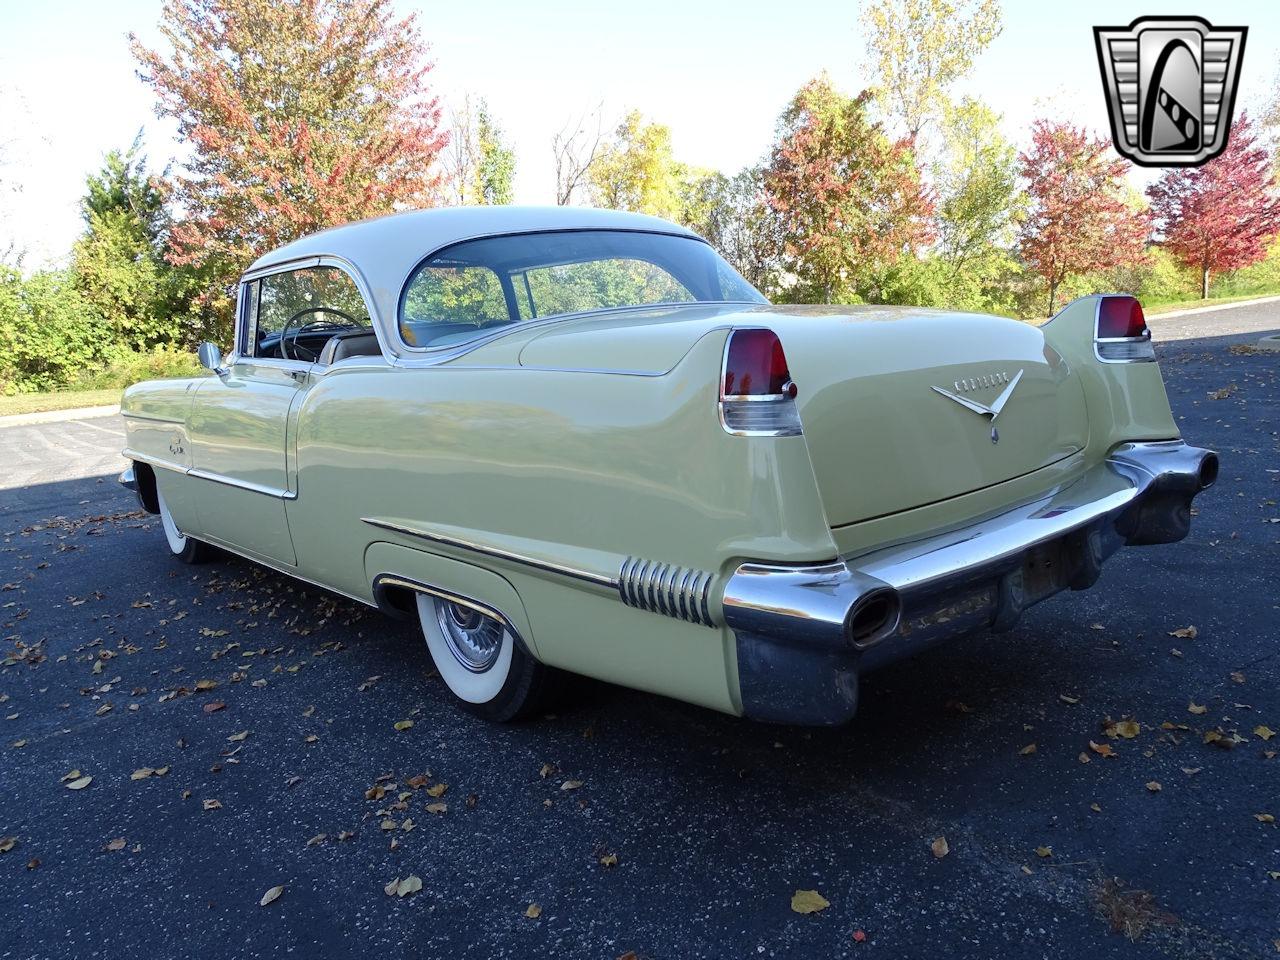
[119,207,1218,724]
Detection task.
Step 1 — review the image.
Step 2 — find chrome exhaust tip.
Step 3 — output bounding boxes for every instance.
[1197,451,1219,490]
[846,587,902,649]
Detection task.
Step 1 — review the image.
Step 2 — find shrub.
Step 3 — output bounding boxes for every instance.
[71,344,206,390]
[0,268,104,393]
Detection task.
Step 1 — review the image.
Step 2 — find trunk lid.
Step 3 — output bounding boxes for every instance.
[772,306,1087,528]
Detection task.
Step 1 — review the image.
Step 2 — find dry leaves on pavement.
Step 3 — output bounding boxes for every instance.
[791,889,830,914]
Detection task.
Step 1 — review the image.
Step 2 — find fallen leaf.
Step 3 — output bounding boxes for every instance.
[426,802,447,814]
[930,836,949,858]
[1035,846,1053,858]
[65,775,92,790]
[1059,694,1080,705]
[1254,725,1275,741]
[525,903,542,919]
[26,858,38,870]
[1088,740,1115,758]
[396,875,422,898]
[1168,625,1197,639]
[0,836,15,853]
[599,853,619,868]
[1110,720,1141,739]
[1089,622,1105,631]
[1182,767,1202,775]
[539,763,556,778]
[227,730,249,742]
[203,701,225,714]
[306,834,326,846]
[425,783,447,798]
[195,679,218,691]
[1090,803,1102,813]
[791,889,830,914]
[11,739,26,748]
[1267,871,1280,881]
[202,798,222,810]
[380,819,398,832]
[259,884,284,907]
[1231,671,1246,684]
[852,930,867,943]
[1019,743,1037,756]
[1146,781,1162,793]
[560,780,584,791]
[405,774,430,790]
[1188,703,1207,715]
[59,769,81,783]
[384,877,400,896]
[302,705,315,718]
[393,720,413,732]
[1256,813,1276,824]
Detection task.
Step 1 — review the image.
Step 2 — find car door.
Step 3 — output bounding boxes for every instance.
[187,262,371,566]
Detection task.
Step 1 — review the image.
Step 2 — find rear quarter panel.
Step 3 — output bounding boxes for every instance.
[285,330,837,714]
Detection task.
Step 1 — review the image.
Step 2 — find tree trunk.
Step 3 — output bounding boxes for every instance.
[1201,266,1210,300]
[1046,279,1058,317]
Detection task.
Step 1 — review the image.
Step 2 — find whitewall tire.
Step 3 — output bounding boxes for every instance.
[156,488,215,564]
[414,593,559,721]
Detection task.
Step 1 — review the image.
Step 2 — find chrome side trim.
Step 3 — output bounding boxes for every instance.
[121,448,186,474]
[186,467,298,500]
[370,574,513,630]
[617,556,717,627]
[121,450,297,500]
[120,411,187,425]
[360,518,616,589]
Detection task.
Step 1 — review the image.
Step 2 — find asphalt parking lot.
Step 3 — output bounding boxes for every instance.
[1,304,1277,960]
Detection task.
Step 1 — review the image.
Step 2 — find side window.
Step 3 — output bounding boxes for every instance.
[517,259,693,319]
[400,264,510,348]
[247,266,371,362]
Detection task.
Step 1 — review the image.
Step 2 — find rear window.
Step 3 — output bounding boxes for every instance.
[398,230,765,350]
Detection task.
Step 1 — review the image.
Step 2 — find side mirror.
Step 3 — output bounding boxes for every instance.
[197,341,226,375]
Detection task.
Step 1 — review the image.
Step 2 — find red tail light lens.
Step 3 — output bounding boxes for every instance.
[1095,295,1154,362]
[1097,296,1147,339]
[719,329,802,436]
[722,328,795,398]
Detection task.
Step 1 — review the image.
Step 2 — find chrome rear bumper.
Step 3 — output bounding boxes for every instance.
[724,440,1218,725]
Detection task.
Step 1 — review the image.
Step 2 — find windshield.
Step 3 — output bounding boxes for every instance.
[398,229,766,350]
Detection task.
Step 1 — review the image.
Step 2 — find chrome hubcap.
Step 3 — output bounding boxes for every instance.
[435,599,503,673]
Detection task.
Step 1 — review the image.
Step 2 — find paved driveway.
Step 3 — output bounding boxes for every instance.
[1,307,1277,960]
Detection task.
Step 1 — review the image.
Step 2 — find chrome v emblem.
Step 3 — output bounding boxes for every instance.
[931,369,1024,443]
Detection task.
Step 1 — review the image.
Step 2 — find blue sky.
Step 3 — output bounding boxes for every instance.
[1,0,1277,265]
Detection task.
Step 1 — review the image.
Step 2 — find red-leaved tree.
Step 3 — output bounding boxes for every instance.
[132,0,449,329]
[1017,120,1149,315]
[764,75,933,303]
[1147,115,1280,299]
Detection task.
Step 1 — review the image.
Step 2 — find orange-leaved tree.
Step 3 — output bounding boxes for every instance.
[1147,115,1280,300]
[131,0,449,333]
[1017,120,1148,316]
[764,74,933,304]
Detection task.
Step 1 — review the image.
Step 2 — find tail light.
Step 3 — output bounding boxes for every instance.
[1095,295,1154,362]
[719,328,803,436]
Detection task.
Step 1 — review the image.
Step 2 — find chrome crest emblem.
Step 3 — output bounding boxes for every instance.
[1094,16,1247,168]
[932,369,1024,445]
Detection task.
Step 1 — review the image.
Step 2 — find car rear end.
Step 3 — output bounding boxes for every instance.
[715,296,1217,724]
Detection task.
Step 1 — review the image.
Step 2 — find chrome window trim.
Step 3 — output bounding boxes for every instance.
[233,254,390,367]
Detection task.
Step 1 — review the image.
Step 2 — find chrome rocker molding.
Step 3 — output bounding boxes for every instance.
[722,440,1218,725]
[121,450,297,500]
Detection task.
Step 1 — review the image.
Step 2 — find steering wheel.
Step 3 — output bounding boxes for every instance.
[279,306,362,362]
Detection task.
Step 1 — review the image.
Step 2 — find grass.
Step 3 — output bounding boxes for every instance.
[1144,291,1280,315]
[0,388,122,418]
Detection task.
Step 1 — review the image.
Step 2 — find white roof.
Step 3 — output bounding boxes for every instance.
[246,206,700,331]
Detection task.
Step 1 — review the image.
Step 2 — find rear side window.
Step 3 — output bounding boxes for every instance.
[398,229,765,350]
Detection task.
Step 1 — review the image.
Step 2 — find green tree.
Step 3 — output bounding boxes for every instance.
[444,97,516,205]
[0,268,101,393]
[589,111,684,219]
[861,0,1003,140]
[680,168,782,295]
[764,75,933,303]
[70,137,203,351]
[932,97,1022,310]
[131,0,449,334]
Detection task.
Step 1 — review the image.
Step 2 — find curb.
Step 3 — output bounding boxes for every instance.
[1147,294,1280,321]
[0,404,121,428]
